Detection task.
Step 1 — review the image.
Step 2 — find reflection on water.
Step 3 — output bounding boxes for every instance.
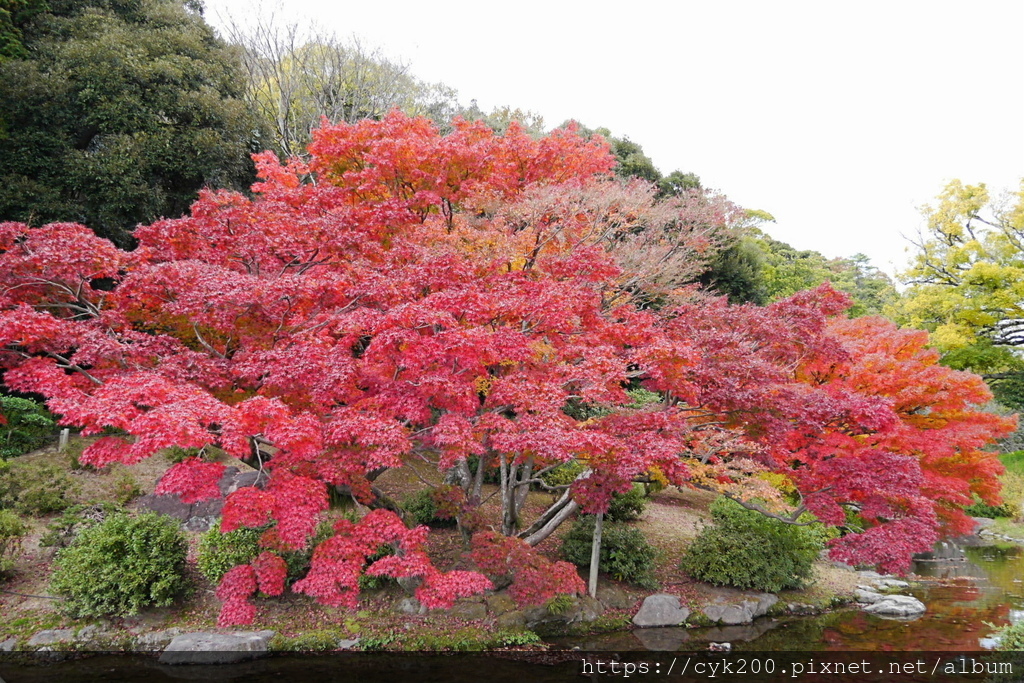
[552,541,1024,651]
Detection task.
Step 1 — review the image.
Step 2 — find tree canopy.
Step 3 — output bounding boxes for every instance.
[897,179,1024,406]
[0,0,261,247]
[0,113,1012,625]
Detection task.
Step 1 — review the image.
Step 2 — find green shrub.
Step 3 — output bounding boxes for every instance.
[360,544,397,591]
[0,460,78,515]
[964,498,1019,519]
[164,445,203,464]
[0,509,28,576]
[39,502,123,549]
[680,497,823,593]
[560,516,658,589]
[0,396,56,459]
[540,459,586,488]
[401,489,457,528]
[198,519,336,586]
[996,620,1024,650]
[197,522,263,584]
[50,512,188,617]
[607,485,648,522]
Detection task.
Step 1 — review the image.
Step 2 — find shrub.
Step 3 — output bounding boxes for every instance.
[560,516,658,589]
[0,459,78,515]
[0,396,56,459]
[0,509,28,576]
[964,498,1019,519]
[680,497,823,593]
[50,512,188,617]
[540,459,586,488]
[996,620,1024,650]
[607,485,648,522]
[197,522,263,584]
[401,489,457,528]
[198,519,337,586]
[165,445,203,464]
[359,544,397,591]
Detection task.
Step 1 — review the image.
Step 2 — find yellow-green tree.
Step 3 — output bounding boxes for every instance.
[897,178,1024,406]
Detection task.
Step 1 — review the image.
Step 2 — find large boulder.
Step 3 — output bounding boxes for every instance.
[158,631,275,665]
[596,584,634,610]
[862,595,926,618]
[632,594,690,628]
[702,593,777,626]
[138,467,267,531]
[26,629,76,647]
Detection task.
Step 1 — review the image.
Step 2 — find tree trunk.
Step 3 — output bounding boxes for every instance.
[589,513,603,598]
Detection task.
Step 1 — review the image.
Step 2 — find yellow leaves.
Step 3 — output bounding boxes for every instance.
[530,339,556,362]
[646,466,669,491]
[473,375,493,396]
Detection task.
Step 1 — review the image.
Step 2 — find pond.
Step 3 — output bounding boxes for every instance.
[555,539,1024,652]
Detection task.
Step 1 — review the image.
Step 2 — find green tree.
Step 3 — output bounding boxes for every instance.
[0,0,262,247]
[0,0,45,59]
[703,224,897,310]
[565,122,700,197]
[897,178,1024,406]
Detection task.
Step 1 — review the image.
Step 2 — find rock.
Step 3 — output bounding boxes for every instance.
[702,593,778,626]
[448,599,487,621]
[786,602,819,615]
[578,596,605,622]
[517,596,604,631]
[854,588,885,604]
[397,597,426,615]
[708,642,732,652]
[596,584,633,610]
[158,631,276,665]
[862,595,926,618]
[224,470,268,494]
[751,593,778,617]
[856,570,883,580]
[485,592,516,615]
[134,628,184,651]
[336,638,360,650]
[0,637,17,652]
[973,516,996,530]
[27,629,76,647]
[495,610,527,630]
[632,594,691,628]
[138,467,240,532]
[397,575,423,595]
[874,578,910,590]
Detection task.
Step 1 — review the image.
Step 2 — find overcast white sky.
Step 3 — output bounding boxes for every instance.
[205,0,1024,277]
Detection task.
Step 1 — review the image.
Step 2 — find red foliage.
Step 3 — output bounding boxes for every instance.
[470,531,585,607]
[215,564,258,627]
[1,110,1014,611]
[154,458,226,503]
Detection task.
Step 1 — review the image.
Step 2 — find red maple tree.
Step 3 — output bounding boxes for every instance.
[0,112,1012,624]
